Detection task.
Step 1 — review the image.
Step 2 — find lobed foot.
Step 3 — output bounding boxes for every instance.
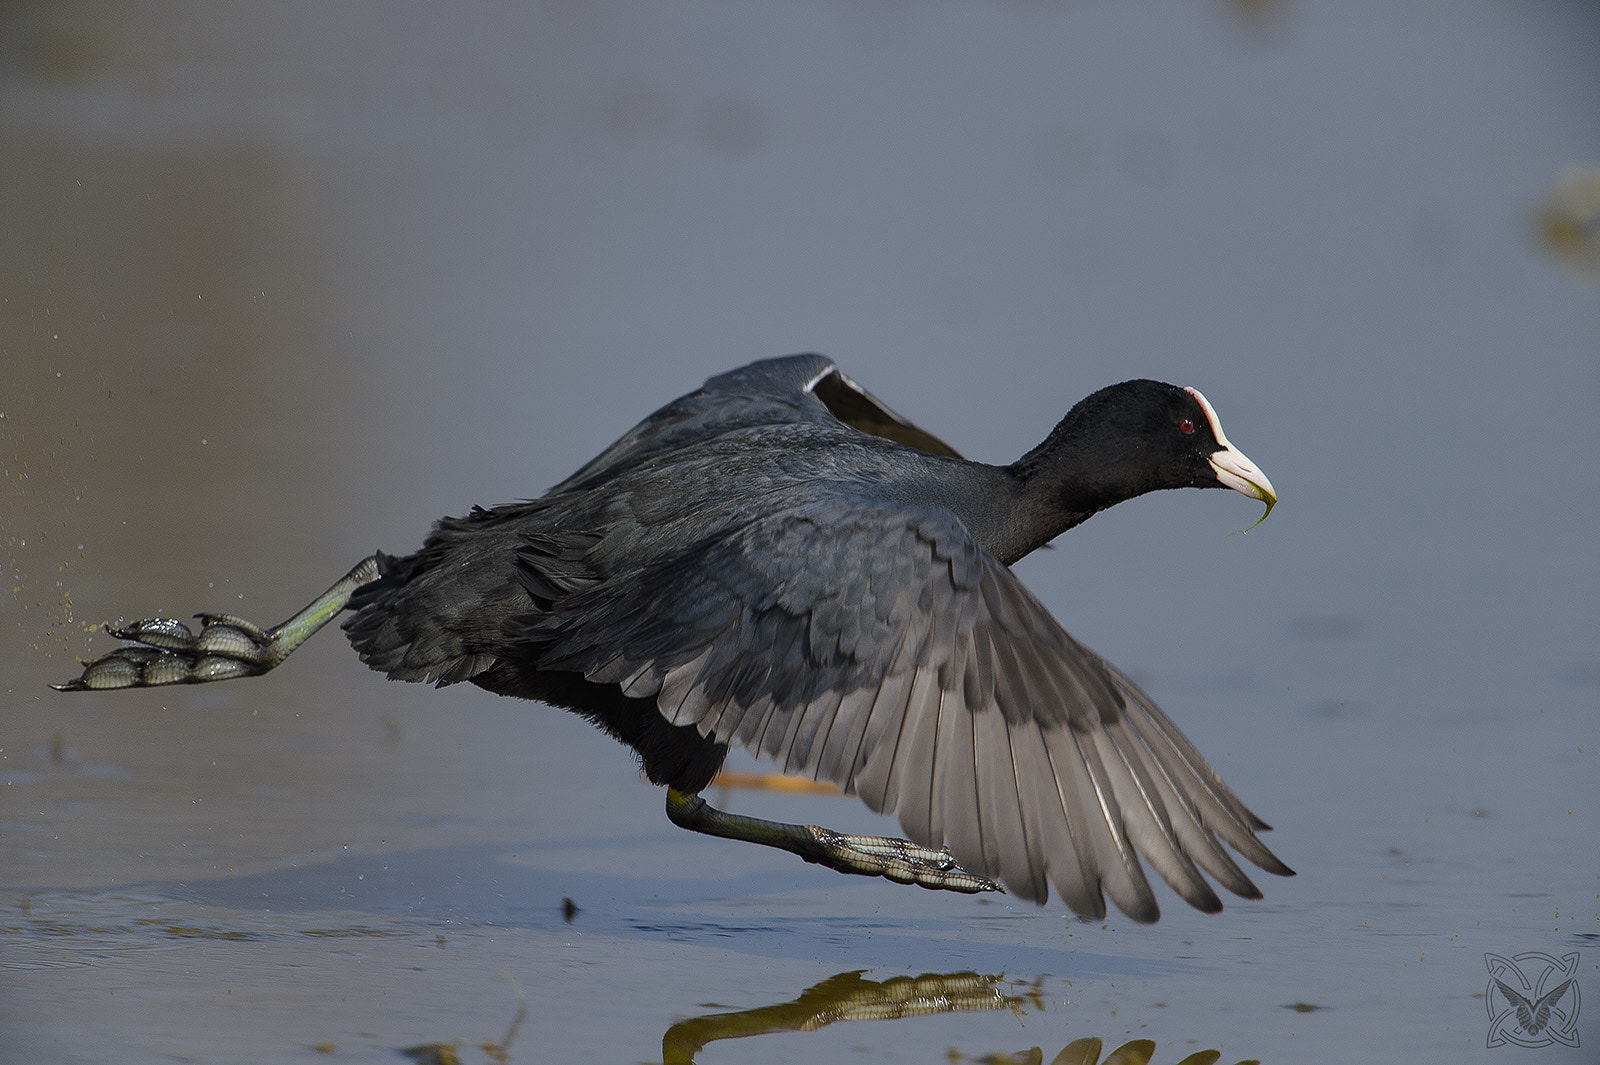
[666,788,1002,896]
[52,615,278,690]
[804,825,1002,895]
[53,557,380,692]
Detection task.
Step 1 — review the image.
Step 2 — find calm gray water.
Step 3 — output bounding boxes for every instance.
[3,4,1597,1063]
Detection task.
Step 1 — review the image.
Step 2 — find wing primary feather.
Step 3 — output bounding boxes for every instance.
[619,661,660,697]
[1117,687,1292,877]
[657,647,714,725]
[973,706,1044,901]
[851,666,922,814]
[778,686,845,775]
[1090,728,1221,913]
[1107,718,1263,898]
[732,693,777,750]
[964,625,996,710]
[1003,722,1069,904]
[895,671,949,846]
[1037,725,1108,919]
[936,681,982,872]
[804,683,875,783]
[1110,668,1273,832]
[815,679,884,791]
[1067,726,1160,923]
[548,490,1285,915]
[584,650,635,686]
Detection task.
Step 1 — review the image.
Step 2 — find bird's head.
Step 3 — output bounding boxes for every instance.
[1022,380,1276,524]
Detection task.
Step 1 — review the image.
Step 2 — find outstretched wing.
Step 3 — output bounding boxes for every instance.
[518,496,1287,921]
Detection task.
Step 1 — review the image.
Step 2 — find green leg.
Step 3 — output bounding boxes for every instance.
[53,556,380,691]
[665,787,1002,895]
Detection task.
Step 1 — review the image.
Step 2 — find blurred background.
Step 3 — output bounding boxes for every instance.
[2,3,1597,1064]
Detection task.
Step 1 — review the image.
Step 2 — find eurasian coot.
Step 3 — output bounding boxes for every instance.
[57,354,1291,922]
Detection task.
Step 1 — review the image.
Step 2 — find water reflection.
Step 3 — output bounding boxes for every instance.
[657,971,1266,1065]
[1020,1040,1255,1065]
[392,968,1261,1065]
[8,2,1599,1061]
[661,970,1037,1065]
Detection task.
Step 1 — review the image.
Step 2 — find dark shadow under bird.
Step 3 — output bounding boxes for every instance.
[57,353,1292,922]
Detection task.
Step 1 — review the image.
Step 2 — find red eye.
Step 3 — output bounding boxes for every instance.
[1179,418,1196,435]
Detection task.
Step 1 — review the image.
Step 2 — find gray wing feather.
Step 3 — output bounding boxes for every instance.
[1089,728,1221,914]
[974,705,1041,899]
[1105,714,1259,898]
[1065,725,1158,922]
[1011,721,1087,905]
[830,667,916,807]
[804,683,877,783]
[934,684,975,861]
[861,665,944,835]
[1112,675,1292,877]
[527,498,1281,919]
[1035,728,1112,917]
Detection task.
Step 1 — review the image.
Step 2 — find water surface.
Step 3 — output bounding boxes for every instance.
[2,3,1597,1063]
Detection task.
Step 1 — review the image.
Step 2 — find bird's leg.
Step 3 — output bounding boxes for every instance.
[53,557,381,692]
[665,788,1002,895]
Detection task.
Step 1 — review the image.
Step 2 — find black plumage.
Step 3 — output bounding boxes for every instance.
[58,353,1291,921]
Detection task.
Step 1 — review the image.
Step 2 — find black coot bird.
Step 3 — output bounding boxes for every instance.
[57,354,1291,922]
